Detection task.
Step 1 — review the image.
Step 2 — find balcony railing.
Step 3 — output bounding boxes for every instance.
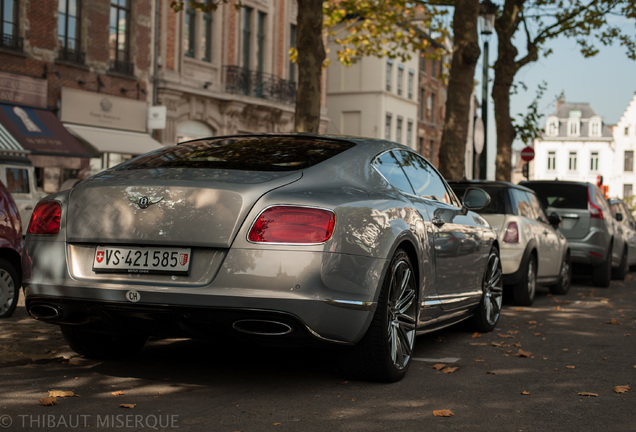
[58,47,85,65]
[0,33,23,51]
[110,59,134,76]
[224,66,296,105]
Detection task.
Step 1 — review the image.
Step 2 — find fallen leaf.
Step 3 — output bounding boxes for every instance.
[120,404,136,409]
[528,321,537,325]
[486,371,496,375]
[442,367,458,374]
[48,390,77,398]
[607,319,622,325]
[614,385,630,394]
[566,365,575,369]
[111,391,125,396]
[433,409,454,417]
[474,358,485,362]
[578,392,598,397]
[508,330,519,335]
[39,397,57,406]
[273,423,281,426]
[432,364,446,371]
[472,332,482,338]
[497,334,514,338]
[521,391,530,395]
[515,349,532,358]
[515,308,524,312]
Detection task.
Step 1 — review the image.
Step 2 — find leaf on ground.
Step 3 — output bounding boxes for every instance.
[578,392,598,397]
[515,308,524,312]
[507,330,519,335]
[431,364,446,371]
[515,349,532,358]
[614,385,630,394]
[120,404,136,409]
[491,342,506,347]
[471,332,482,338]
[111,391,125,396]
[48,390,77,398]
[486,371,496,375]
[433,409,454,417]
[39,397,57,406]
[497,334,514,338]
[442,366,458,374]
[521,391,530,395]
[566,365,575,369]
[528,321,537,325]
[607,319,622,325]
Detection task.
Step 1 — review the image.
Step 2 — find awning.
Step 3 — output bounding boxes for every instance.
[0,103,93,157]
[64,124,164,155]
[0,122,28,153]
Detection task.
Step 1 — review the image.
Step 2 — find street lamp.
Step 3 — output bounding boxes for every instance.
[478,0,497,180]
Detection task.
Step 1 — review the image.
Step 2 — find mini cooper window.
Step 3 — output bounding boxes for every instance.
[114,137,355,172]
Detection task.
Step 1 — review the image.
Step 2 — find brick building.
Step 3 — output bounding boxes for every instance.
[0,0,159,192]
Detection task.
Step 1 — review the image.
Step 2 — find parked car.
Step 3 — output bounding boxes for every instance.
[0,154,44,236]
[22,134,502,382]
[0,179,23,318]
[520,181,622,287]
[449,181,570,306]
[608,199,636,275]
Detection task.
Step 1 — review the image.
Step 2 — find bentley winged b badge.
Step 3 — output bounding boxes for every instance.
[129,195,163,209]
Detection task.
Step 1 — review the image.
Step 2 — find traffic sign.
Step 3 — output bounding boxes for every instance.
[521,146,535,162]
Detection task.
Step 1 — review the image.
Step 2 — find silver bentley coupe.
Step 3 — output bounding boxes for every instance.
[23,134,502,382]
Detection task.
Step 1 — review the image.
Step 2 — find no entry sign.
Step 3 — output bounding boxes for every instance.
[521,146,535,162]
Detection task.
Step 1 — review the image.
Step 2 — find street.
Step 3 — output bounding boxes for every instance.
[0,274,634,432]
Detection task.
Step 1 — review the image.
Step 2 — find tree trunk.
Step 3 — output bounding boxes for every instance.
[294,0,325,133]
[492,0,524,181]
[438,0,481,180]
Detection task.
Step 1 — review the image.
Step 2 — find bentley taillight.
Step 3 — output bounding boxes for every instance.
[248,206,335,244]
[28,201,61,235]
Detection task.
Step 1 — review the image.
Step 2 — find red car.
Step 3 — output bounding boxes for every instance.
[0,179,23,318]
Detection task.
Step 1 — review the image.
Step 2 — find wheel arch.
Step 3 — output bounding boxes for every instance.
[0,247,22,286]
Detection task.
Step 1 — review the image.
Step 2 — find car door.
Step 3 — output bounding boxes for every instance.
[615,201,636,266]
[392,150,486,311]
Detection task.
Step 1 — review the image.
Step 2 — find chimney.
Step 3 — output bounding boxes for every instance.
[556,91,565,110]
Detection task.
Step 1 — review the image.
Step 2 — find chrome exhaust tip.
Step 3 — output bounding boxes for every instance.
[29,304,62,320]
[232,319,294,336]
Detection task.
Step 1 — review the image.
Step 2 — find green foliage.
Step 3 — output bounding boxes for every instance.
[323,1,451,67]
[512,81,547,146]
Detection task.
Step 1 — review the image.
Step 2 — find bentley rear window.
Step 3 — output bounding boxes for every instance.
[114,136,355,172]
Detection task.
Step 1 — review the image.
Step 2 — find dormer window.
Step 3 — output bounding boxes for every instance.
[547,117,558,136]
[589,116,602,137]
[567,110,581,137]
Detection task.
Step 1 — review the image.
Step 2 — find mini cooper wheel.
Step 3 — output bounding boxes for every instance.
[341,249,417,382]
[512,255,537,306]
[471,247,503,333]
[0,258,20,319]
[550,253,571,295]
[61,326,147,359]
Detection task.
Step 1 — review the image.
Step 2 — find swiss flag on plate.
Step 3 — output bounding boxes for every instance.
[96,251,104,263]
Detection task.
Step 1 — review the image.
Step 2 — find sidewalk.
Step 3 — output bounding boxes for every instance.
[0,295,75,368]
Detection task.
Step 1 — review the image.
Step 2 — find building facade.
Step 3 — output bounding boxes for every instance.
[533,95,614,195]
[612,92,636,199]
[154,0,324,144]
[0,0,160,192]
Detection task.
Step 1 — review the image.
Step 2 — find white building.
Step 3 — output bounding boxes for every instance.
[533,94,614,194]
[612,92,636,199]
[326,47,420,150]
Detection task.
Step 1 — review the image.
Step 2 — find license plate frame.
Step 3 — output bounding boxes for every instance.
[93,246,192,275]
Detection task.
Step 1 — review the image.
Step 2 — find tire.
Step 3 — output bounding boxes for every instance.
[612,248,628,281]
[340,249,417,382]
[549,253,571,295]
[592,250,612,287]
[61,326,147,359]
[471,246,503,332]
[0,258,20,319]
[512,254,537,306]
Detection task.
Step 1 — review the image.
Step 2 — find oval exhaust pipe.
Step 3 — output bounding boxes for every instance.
[29,304,62,320]
[233,319,294,336]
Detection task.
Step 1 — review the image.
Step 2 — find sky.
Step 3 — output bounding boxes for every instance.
[475,17,636,178]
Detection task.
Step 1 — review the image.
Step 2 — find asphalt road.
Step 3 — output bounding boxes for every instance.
[0,274,634,432]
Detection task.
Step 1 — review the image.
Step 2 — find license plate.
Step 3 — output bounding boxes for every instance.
[93,246,192,275]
